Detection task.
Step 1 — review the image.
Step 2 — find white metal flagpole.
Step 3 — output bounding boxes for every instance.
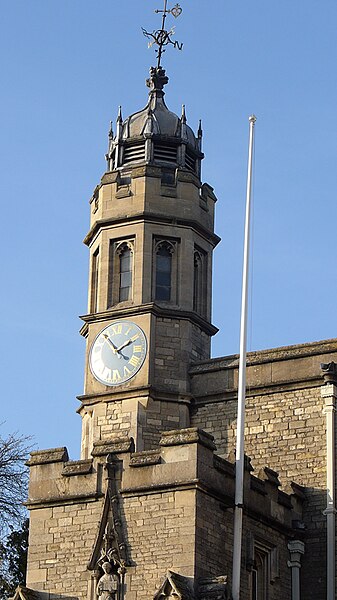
[232,114,257,600]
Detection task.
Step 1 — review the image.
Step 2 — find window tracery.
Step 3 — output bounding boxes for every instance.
[90,247,100,313]
[193,247,207,317]
[153,239,178,303]
[108,239,134,307]
[117,243,133,302]
[155,241,174,301]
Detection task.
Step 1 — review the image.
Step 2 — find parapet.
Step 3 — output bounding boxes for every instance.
[27,427,303,534]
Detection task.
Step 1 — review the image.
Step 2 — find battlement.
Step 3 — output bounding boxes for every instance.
[26,427,302,599]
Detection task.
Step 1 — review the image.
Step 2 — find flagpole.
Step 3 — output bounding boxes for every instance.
[232,114,256,600]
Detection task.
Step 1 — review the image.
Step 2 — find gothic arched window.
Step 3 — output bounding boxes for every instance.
[119,245,132,302]
[90,246,99,313]
[152,239,179,304]
[193,247,207,317]
[193,251,202,313]
[251,549,268,600]
[155,243,173,301]
[108,239,134,307]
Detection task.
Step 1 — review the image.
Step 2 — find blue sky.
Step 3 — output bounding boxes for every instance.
[1,1,336,459]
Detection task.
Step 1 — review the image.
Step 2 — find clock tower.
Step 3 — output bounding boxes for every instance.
[78,65,219,457]
[23,7,319,600]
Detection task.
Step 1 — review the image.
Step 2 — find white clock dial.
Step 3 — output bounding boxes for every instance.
[89,320,147,386]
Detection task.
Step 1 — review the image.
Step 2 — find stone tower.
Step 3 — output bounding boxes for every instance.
[79,65,219,458]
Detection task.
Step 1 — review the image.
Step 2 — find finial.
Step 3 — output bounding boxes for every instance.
[197,120,203,153]
[117,106,123,123]
[180,104,187,140]
[146,66,169,94]
[142,1,183,69]
[106,121,114,170]
[116,106,123,142]
[249,114,257,125]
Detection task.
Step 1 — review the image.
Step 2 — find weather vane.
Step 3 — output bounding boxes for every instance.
[142,0,183,68]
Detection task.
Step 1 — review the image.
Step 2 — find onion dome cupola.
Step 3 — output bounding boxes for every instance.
[106,66,203,179]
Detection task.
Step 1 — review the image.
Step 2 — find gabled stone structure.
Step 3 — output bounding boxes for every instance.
[154,571,194,600]
[9,588,41,600]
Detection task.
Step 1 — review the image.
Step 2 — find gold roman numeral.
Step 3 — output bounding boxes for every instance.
[112,369,121,383]
[129,355,140,368]
[123,366,132,377]
[111,324,122,335]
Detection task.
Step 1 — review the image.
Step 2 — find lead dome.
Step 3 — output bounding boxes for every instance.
[106,67,203,177]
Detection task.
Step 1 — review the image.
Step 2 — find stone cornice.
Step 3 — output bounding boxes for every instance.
[76,385,192,410]
[190,338,337,374]
[91,437,134,456]
[62,459,93,476]
[27,447,69,466]
[159,427,216,450]
[189,338,337,402]
[83,212,220,248]
[79,302,218,337]
[26,492,104,510]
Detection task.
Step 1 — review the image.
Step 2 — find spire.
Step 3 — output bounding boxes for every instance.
[116,106,123,124]
[116,106,123,139]
[105,121,114,170]
[197,120,203,152]
[114,106,123,170]
[181,105,187,141]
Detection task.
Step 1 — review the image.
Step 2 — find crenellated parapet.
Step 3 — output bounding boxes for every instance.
[26,427,303,600]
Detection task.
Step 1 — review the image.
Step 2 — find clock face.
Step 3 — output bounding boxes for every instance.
[89,321,147,386]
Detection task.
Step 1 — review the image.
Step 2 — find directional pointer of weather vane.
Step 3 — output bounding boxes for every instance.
[142,0,183,68]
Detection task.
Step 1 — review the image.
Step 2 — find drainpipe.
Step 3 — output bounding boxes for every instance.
[287,540,305,600]
[321,362,337,600]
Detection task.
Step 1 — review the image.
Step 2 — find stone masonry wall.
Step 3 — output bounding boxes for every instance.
[191,386,324,489]
[81,395,190,455]
[141,398,190,451]
[191,386,326,600]
[189,340,337,600]
[27,499,103,599]
[244,514,292,600]
[195,492,291,600]
[154,318,189,393]
[122,489,196,600]
[154,318,210,393]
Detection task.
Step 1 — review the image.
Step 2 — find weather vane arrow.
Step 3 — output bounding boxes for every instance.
[142,1,183,68]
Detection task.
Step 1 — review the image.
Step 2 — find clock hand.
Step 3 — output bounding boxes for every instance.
[116,338,133,352]
[103,334,118,353]
[103,334,129,360]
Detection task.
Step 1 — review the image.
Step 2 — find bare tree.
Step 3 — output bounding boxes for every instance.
[0,429,33,535]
